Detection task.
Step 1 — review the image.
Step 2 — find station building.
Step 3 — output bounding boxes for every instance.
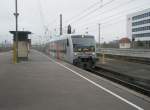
[127,8,150,48]
[119,37,131,49]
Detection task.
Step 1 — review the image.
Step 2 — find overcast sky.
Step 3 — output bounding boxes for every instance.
[0,0,150,44]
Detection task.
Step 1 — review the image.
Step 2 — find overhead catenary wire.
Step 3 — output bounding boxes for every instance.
[82,19,126,42]
[86,0,136,22]
[65,0,136,34]
[37,0,46,30]
[36,0,54,43]
[35,0,150,41]
[65,0,103,24]
[87,18,126,32]
[67,0,115,25]
[39,0,120,36]
[36,0,60,41]
[76,0,149,30]
[74,0,137,28]
[75,1,150,41]
[37,0,60,33]
[37,0,56,35]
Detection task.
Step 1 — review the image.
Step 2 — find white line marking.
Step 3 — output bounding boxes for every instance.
[0,53,6,55]
[35,50,144,110]
[0,51,11,55]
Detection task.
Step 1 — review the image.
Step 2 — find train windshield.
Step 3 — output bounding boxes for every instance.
[72,35,95,52]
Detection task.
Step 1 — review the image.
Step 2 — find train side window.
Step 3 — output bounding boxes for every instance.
[67,39,69,46]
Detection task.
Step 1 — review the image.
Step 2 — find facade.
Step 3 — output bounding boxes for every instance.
[127,8,150,48]
[119,37,131,49]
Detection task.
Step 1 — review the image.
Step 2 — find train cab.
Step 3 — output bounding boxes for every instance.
[71,35,97,68]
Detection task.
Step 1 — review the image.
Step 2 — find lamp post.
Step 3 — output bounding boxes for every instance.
[98,24,101,50]
[13,0,19,63]
[60,14,62,35]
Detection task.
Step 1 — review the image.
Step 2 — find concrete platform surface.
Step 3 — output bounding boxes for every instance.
[98,48,150,58]
[97,58,150,80]
[0,50,150,110]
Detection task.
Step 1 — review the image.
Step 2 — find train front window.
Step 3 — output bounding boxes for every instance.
[72,35,95,52]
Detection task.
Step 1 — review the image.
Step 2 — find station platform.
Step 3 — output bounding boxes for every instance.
[97,58,150,80]
[0,50,150,110]
[98,48,150,58]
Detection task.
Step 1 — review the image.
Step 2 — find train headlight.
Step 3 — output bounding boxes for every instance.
[74,52,78,56]
[92,52,96,55]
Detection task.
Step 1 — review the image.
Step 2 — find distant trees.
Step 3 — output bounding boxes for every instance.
[97,40,119,48]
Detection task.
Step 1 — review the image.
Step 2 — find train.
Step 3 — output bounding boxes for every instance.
[45,34,97,69]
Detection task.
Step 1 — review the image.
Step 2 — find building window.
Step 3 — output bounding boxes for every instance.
[132,19,150,26]
[132,33,150,38]
[132,26,150,32]
[132,12,150,20]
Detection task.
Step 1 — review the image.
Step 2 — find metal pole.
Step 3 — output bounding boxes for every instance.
[60,14,62,35]
[98,24,101,50]
[86,27,88,34]
[15,0,19,62]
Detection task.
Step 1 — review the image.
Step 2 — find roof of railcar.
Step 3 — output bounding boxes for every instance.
[49,34,95,42]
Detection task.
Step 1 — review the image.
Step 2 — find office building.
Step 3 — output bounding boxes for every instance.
[127,8,150,48]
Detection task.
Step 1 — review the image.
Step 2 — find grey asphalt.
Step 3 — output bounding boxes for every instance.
[0,50,150,110]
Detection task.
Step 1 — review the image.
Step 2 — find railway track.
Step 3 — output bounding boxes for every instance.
[37,49,150,97]
[97,53,150,65]
[89,66,150,97]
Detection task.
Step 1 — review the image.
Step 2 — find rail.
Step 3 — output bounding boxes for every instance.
[89,66,150,97]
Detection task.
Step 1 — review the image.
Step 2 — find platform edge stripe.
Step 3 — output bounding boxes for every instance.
[36,50,144,110]
[0,52,9,55]
[54,61,144,110]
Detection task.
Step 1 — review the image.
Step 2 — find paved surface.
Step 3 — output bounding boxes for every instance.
[0,50,150,110]
[97,58,150,80]
[98,48,150,58]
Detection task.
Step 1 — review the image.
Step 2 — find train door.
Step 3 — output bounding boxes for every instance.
[66,38,71,63]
